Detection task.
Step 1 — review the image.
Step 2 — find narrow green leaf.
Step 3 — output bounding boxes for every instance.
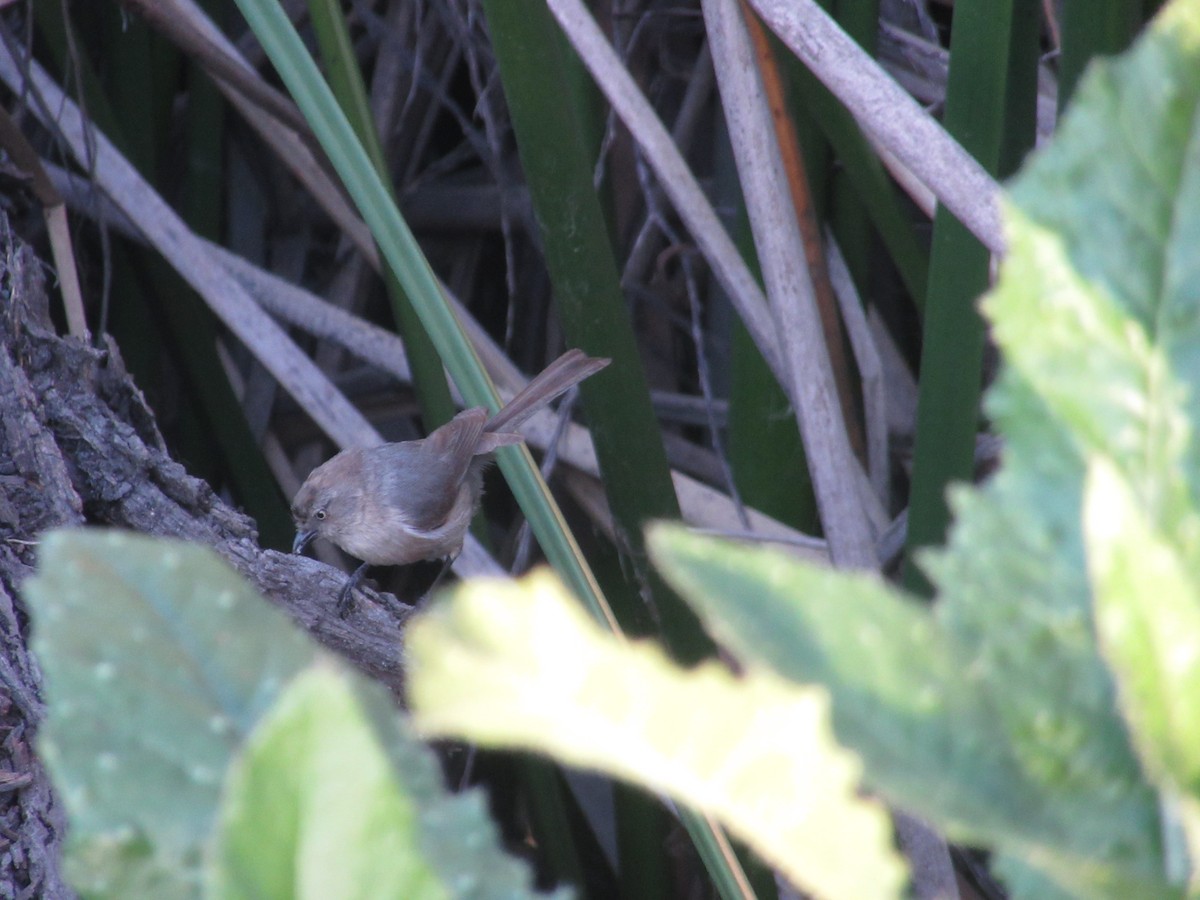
[1059,0,1146,109]
[407,571,907,900]
[903,0,1040,594]
[481,0,708,661]
[480,6,722,894]
[721,139,818,534]
[306,0,456,429]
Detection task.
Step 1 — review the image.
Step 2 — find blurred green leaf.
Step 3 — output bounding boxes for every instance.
[407,571,906,899]
[931,5,1200,889]
[648,527,1081,844]
[211,665,433,899]
[65,832,196,900]
[1084,458,1200,796]
[26,530,555,900]
[1084,458,1200,888]
[211,664,554,900]
[649,527,1172,898]
[24,530,316,895]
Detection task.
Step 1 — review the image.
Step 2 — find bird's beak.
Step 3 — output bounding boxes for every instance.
[293,529,316,555]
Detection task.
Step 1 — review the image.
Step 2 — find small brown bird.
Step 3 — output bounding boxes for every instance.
[292,349,609,615]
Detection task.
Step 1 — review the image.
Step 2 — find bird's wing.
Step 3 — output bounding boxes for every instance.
[372,409,488,530]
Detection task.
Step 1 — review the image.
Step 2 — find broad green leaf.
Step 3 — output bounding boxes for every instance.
[929,0,1200,880]
[211,665,549,900]
[924,426,1162,879]
[992,850,1179,900]
[1084,457,1200,792]
[646,526,1008,837]
[926,2,1200,889]
[988,0,1200,518]
[25,530,549,900]
[24,530,315,894]
[648,525,1166,893]
[921,3,1200,841]
[647,6,1200,894]
[351,680,567,900]
[984,208,1190,523]
[406,571,907,900]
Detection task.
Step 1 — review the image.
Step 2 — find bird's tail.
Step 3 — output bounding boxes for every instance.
[485,349,609,434]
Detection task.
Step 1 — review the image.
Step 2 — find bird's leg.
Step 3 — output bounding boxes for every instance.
[336,561,371,618]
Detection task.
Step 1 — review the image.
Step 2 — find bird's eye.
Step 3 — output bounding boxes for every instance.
[315,509,327,520]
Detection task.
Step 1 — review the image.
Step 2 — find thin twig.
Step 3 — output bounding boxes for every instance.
[0,105,86,338]
[0,42,380,450]
[749,0,1005,255]
[166,0,380,263]
[742,3,864,462]
[826,233,889,503]
[704,0,875,569]
[545,0,787,388]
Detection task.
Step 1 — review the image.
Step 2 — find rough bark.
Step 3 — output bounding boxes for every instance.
[0,221,411,897]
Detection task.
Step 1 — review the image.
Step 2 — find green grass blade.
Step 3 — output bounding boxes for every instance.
[305,0,456,429]
[478,0,712,663]
[902,0,1040,595]
[827,0,880,301]
[478,3,734,897]
[720,141,819,533]
[1059,0,1146,110]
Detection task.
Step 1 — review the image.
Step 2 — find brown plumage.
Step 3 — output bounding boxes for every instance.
[292,350,609,615]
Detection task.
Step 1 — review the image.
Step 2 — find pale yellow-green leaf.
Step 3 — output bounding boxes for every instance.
[407,571,906,899]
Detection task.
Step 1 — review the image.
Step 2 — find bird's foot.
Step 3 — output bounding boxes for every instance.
[336,562,371,618]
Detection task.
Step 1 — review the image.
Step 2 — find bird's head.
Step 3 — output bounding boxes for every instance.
[290,452,364,554]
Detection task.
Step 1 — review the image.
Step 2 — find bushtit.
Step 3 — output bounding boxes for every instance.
[292,349,609,615]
